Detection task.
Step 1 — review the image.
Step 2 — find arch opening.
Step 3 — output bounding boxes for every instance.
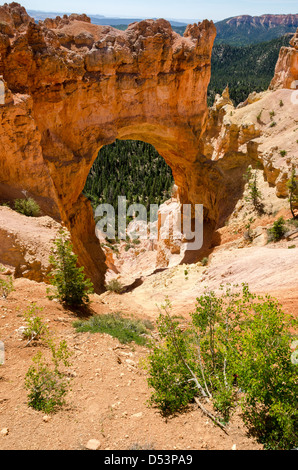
[82,139,178,284]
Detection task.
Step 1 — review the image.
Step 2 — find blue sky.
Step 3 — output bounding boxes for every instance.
[19,0,298,21]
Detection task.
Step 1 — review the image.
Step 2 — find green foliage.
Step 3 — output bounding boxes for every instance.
[256,110,263,123]
[24,339,72,414]
[0,265,14,299]
[235,296,298,450]
[201,257,209,266]
[244,168,263,214]
[147,286,298,449]
[83,140,174,231]
[14,198,40,217]
[213,21,297,46]
[280,150,287,157]
[73,312,153,346]
[269,110,275,120]
[208,36,291,106]
[147,301,200,415]
[22,303,49,344]
[267,217,286,242]
[147,292,242,420]
[287,167,298,219]
[105,279,124,294]
[47,229,94,306]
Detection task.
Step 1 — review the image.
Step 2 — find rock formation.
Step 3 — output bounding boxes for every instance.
[0,206,62,281]
[0,3,220,290]
[0,4,296,290]
[270,28,298,89]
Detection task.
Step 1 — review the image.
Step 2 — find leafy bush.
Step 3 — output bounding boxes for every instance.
[287,167,298,220]
[267,217,286,242]
[147,292,241,422]
[147,286,298,449]
[235,296,298,450]
[0,265,14,299]
[14,198,40,217]
[47,229,94,306]
[25,339,72,414]
[201,257,209,266]
[22,303,49,345]
[105,279,124,294]
[73,312,153,346]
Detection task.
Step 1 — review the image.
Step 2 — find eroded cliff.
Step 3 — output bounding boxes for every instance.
[0,3,219,290]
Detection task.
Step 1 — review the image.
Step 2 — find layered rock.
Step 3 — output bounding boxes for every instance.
[270,28,298,89]
[0,3,219,290]
[0,206,62,281]
[202,86,298,219]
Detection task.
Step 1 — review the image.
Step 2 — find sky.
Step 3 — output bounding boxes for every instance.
[18,0,298,22]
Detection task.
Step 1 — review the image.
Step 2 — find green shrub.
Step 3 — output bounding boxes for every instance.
[287,167,298,220]
[47,229,94,306]
[267,217,286,242]
[269,110,275,120]
[201,257,209,266]
[256,110,263,123]
[0,265,14,299]
[244,170,264,213]
[22,303,49,345]
[147,286,298,449]
[73,312,153,346]
[147,292,241,421]
[24,339,72,414]
[14,198,40,217]
[105,279,124,294]
[235,296,298,450]
[280,150,287,157]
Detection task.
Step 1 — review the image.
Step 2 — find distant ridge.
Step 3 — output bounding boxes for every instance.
[28,10,188,27]
[28,10,298,45]
[215,14,298,45]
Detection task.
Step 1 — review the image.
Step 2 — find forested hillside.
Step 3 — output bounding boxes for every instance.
[214,15,298,46]
[84,140,174,216]
[208,35,292,105]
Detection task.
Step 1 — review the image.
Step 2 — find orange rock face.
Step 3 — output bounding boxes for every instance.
[0,3,221,291]
[270,28,298,89]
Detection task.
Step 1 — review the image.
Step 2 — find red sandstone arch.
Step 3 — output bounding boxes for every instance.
[0,4,231,291]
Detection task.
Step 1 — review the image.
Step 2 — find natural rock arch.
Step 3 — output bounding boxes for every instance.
[0,4,238,291]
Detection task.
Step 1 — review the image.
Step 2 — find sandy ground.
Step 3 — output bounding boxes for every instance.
[0,279,262,451]
[0,222,297,450]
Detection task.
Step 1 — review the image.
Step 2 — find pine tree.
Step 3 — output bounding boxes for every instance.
[47,229,94,306]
